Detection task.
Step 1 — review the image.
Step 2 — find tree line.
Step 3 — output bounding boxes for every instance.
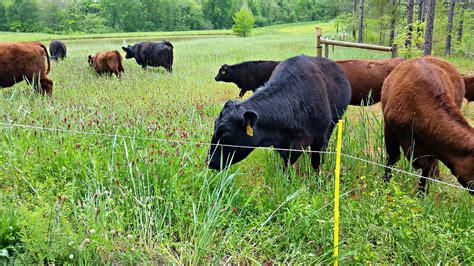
[0,0,472,57]
[334,0,473,56]
[0,0,350,33]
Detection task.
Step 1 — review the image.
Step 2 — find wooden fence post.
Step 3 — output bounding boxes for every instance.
[325,43,329,58]
[316,27,322,57]
[332,36,335,53]
[391,43,398,58]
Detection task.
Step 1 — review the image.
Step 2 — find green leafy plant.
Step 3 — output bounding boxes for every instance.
[232,6,255,37]
[0,204,21,260]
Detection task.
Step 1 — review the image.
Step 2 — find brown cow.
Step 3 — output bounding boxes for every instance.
[88,50,124,78]
[0,42,53,96]
[382,56,474,193]
[463,75,474,102]
[337,58,405,105]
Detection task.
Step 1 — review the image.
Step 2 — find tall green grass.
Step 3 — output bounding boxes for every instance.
[0,22,472,264]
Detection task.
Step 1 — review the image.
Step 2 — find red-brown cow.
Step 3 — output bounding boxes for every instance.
[337,58,405,105]
[0,42,53,96]
[463,74,474,102]
[88,50,124,78]
[382,56,473,193]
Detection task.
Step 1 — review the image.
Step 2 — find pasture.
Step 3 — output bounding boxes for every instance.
[0,22,473,264]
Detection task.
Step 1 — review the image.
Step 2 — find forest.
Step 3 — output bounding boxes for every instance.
[0,0,472,57]
[0,0,351,32]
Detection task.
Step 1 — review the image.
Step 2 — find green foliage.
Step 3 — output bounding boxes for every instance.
[0,0,354,34]
[0,203,21,260]
[203,0,236,29]
[232,6,255,37]
[395,21,426,58]
[5,0,40,32]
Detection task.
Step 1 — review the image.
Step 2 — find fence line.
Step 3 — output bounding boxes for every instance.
[0,122,472,193]
[315,27,398,58]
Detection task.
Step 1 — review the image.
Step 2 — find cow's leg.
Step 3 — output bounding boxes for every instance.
[410,146,438,194]
[384,124,401,183]
[310,136,328,172]
[278,148,303,171]
[239,89,246,98]
[40,78,53,96]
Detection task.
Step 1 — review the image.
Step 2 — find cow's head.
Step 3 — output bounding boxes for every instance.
[122,45,135,59]
[215,64,234,82]
[87,55,94,67]
[207,100,259,170]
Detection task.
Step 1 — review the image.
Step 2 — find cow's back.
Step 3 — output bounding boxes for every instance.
[249,55,350,134]
[0,42,48,87]
[308,57,351,123]
[337,58,404,105]
[382,56,466,142]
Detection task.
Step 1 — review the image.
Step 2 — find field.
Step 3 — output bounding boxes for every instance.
[0,22,473,264]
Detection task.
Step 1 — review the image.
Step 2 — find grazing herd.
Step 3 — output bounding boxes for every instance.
[212,56,473,193]
[0,39,472,193]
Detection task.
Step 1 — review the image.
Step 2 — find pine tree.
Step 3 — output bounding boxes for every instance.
[445,0,456,55]
[232,6,255,37]
[406,0,414,48]
[358,0,365,43]
[423,0,436,55]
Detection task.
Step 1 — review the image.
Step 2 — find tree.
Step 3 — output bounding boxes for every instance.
[232,6,255,37]
[5,0,41,32]
[445,0,456,55]
[389,0,398,45]
[417,0,424,22]
[405,0,414,48]
[358,0,365,43]
[203,0,236,29]
[457,0,467,42]
[352,0,358,39]
[0,1,7,31]
[423,0,436,55]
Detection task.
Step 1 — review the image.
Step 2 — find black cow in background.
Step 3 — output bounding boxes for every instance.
[207,55,351,171]
[215,60,280,97]
[49,40,66,61]
[122,41,173,72]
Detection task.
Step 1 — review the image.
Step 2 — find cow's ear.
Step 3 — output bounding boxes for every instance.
[243,110,258,128]
[222,64,228,70]
[122,46,128,52]
[88,55,92,60]
[223,100,237,109]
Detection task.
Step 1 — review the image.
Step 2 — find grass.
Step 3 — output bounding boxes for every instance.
[0,21,473,264]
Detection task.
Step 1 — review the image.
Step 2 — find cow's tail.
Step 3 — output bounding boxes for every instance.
[114,50,124,72]
[163,40,173,49]
[39,43,51,74]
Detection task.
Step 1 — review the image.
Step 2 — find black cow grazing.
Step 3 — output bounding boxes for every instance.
[215,60,280,97]
[49,40,66,61]
[122,41,173,72]
[207,55,351,171]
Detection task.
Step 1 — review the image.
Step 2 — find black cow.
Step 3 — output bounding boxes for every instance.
[49,40,66,61]
[215,60,280,97]
[122,41,173,72]
[207,55,351,171]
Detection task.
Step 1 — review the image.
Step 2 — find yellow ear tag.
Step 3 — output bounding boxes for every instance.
[246,123,254,137]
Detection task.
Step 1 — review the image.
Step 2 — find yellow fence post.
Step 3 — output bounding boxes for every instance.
[333,120,343,266]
